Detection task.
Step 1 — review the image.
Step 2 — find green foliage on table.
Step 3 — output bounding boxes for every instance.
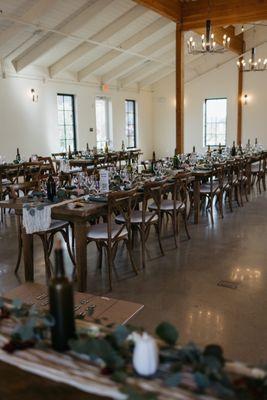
[69,336,125,370]
[1,298,267,400]
[155,321,179,346]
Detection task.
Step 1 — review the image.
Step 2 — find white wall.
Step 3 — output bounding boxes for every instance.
[152,46,267,157]
[0,75,152,162]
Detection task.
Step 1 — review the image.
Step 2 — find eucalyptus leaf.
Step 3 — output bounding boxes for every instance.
[164,372,182,387]
[155,322,178,346]
[69,337,125,370]
[12,298,22,309]
[14,323,35,341]
[0,297,4,308]
[112,325,130,346]
[194,372,210,390]
[111,370,127,383]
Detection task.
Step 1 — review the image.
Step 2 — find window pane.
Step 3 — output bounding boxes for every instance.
[66,126,74,139]
[95,97,113,149]
[64,110,73,125]
[58,125,65,140]
[125,100,136,148]
[204,98,227,147]
[57,94,76,152]
[58,110,64,125]
[63,96,73,111]
[57,95,64,110]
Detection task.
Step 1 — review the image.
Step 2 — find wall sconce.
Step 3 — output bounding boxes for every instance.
[31,88,38,102]
[243,94,249,105]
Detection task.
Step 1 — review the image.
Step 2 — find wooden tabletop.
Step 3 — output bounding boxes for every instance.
[0,196,107,221]
[4,283,144,326]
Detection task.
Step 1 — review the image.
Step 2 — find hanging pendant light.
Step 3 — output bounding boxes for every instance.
[187,20,231,55]
[237,48,267,72]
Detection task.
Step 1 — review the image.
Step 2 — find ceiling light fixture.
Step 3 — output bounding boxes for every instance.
[237,48,267,72]
[187,20,231,55]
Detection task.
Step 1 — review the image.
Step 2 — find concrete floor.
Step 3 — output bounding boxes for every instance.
[1,188,267,366]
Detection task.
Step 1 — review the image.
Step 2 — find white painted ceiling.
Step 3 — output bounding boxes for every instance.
[0,0,266,89]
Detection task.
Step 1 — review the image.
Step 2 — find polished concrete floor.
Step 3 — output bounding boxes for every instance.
[1,188,267,366]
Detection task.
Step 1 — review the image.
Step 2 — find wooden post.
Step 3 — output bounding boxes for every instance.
[176,24,184,154]
[237,58,243,146]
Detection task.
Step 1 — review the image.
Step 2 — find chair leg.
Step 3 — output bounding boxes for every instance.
[140,227,146,269]
[154,223,164,256]
[228,189,233,212]
[234,186,240,207]
[96,242,103,269]
[171,211,178,248]
[182,211,191,240]
[15,216,23,274]
[106,245,113,291]
[39,234,52,282]
[59,227,76,267]
[210,196,214,225]
[263,174,266,191]
[125,239,138,275]
[218,192,224,219]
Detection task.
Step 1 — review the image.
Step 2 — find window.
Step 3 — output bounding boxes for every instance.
[57,94,77,152]
[125,99,137,148]
[95,96,113,150]
[203,98,227,147]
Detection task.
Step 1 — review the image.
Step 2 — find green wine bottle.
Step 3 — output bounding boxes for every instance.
[49,241,76,352]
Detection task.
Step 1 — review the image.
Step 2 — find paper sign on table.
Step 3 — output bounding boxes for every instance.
[99,169,109,193]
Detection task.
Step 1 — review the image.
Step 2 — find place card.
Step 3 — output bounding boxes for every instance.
[99,169,109,193]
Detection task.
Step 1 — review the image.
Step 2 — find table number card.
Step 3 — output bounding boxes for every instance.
[99,169,109,193]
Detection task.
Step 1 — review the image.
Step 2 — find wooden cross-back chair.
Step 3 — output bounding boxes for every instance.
[116,180,165,269]
[199,166,223,224]
[10,180,75,281]
[87,188,138,290]
[150,173,191,248]
[251,154,266,193]
[0,164,21,222]
[38,157,56,180]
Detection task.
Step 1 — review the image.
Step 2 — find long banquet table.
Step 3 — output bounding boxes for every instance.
[0,154,265,290]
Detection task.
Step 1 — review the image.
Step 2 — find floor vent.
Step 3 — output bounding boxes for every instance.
[217,280,239,289]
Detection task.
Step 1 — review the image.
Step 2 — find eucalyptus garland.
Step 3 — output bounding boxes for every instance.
[1,299,267,400]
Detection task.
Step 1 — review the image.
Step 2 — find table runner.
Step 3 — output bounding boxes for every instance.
[0,317,216,400]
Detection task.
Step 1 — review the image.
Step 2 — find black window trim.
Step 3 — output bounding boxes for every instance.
[57,93,77,152]
[125,99,137,149]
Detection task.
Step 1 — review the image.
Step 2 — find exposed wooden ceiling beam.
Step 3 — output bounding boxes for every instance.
[181,0,267,30]
[133,0,181,22]
[195,25,244,55]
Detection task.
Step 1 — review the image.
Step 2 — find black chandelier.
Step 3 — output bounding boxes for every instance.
[237,48,267,72]
[187,20,231,55]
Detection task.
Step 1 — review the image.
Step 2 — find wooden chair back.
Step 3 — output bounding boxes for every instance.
[143,179,165,224]
[107,188,137,242]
